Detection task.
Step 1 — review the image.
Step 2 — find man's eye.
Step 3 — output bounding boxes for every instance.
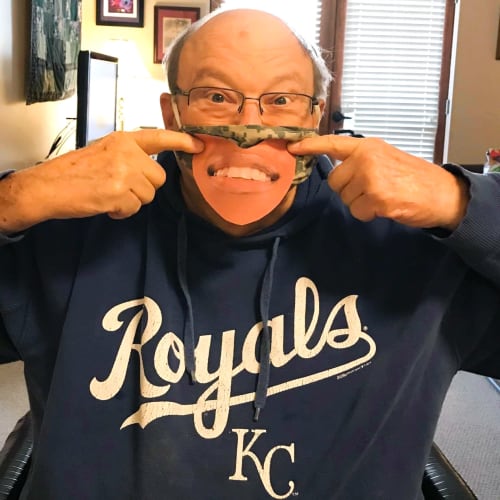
[273,95,289,106]
[209,93,225,103]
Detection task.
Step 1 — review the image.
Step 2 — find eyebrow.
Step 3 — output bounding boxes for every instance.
[189,68,309,93]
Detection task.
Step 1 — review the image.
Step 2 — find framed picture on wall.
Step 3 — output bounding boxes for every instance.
[26,0,81,104]
[154,6,201,63]
[96,0,145,27]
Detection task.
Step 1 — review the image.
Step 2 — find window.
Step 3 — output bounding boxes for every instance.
[330,0,456,163]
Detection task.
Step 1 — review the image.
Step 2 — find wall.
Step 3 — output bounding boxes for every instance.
[80,0,210,131]
[0,0,498,169]
[0,0,209,170]
[81,0,209,81]
[0,1,77,169]
[447,0,500,164]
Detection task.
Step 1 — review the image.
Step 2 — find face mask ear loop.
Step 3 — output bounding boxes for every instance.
[171,97,183,129]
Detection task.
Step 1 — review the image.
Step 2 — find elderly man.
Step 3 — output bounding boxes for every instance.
[1,7,499,500]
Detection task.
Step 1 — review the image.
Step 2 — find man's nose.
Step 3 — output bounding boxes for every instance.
[236,97,263,125]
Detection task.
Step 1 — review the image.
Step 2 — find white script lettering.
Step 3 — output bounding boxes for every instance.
[89,277,376,439]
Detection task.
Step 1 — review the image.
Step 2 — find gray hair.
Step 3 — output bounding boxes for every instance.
[163,8,333,100]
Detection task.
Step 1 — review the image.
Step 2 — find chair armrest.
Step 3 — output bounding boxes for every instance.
[422,442,477,500]
[0,412,33,500]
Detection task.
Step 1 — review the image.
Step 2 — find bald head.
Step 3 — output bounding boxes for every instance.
[164,8,332,100]
[183,9,303,56]
[193,8,293,38]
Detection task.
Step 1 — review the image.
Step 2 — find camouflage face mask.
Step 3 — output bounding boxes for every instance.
[173,124,319,225]
[176,124,319,184]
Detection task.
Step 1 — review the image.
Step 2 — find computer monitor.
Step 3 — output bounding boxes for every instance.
[76,51,119,149]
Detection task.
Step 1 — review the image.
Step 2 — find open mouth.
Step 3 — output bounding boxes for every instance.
[207,166,279,182]
[190,134,297,224]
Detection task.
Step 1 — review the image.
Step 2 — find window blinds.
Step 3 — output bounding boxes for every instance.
[341,0,447,160]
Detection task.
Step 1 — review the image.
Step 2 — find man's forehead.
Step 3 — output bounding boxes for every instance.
[193,9,291,35]
[177,10,313,87]
[182,9,303,57]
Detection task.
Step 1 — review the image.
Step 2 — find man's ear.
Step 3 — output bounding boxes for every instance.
[314,99,326,128]
[160,93,177,130]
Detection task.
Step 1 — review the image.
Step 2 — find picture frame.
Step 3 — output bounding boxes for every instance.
[96,0,145,27]
[26,0,81,104]
[154,6,201,64]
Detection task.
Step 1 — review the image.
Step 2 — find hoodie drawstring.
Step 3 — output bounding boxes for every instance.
[177,213,197,383]
[254,236,281,421]
[176,214,281,417]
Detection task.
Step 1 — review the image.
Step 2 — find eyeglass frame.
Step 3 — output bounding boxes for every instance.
[171,86,320,116]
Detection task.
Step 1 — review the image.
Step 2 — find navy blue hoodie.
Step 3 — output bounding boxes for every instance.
[1,153,500,499]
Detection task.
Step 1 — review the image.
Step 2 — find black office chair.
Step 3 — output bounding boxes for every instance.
[0,411,477,500]
[0,413,32,500]
[422,443,477,499]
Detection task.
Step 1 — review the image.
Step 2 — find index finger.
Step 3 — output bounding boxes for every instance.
[287,134,362,161]
[129,129,205,156]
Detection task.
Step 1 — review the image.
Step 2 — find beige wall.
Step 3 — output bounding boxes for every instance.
[80,0,209,130]
[0,1,77,169]
[447,0,500,164]
[81,0,209,81]
[0,0,498,169]
[0,0,208,169]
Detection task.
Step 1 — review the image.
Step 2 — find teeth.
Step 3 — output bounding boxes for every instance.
[214,167,272,182]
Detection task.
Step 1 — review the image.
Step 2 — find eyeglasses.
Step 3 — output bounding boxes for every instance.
[173,86,319,122]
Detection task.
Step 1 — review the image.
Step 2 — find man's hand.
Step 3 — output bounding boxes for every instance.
[0,129,204,233]
[288,135,469,231]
